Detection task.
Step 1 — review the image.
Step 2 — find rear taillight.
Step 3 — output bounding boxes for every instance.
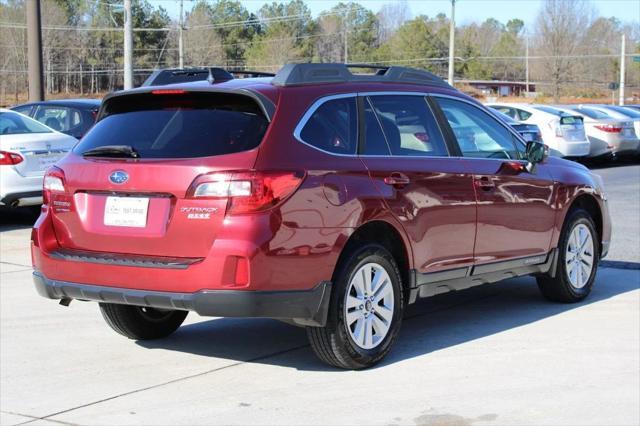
[595,124,622,133]
[187,171,304,215]
[0,151,24,165]
[548,120,563,137]
[43,166,66,205]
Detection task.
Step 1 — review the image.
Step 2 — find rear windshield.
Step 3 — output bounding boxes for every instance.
[534,105,569,116]
[74,92,268,159]
[605,105,640,118]
[0,111,53,134]
[573,107,610,119]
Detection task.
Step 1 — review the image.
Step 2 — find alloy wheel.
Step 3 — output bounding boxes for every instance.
[344,262,395,350]
[565,223,595,289]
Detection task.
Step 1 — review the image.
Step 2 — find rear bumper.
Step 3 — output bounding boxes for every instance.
[33,271,332,327]
[612,138,640,155]
[0,167,44,206]
[0,190,43,207]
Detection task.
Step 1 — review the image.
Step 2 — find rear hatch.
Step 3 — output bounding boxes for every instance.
[558,115,586,141]
[49,90,270,258]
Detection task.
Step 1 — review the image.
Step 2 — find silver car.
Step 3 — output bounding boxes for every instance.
[557,105,639,158]
[589,105,640,141]
[0,109,77,207]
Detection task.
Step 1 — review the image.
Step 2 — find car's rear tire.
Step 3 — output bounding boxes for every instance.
[306,244,404,369]
[99,303,188,340]
[537,208,599,303]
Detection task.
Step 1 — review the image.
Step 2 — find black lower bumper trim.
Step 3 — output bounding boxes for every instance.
[33,272,332,327]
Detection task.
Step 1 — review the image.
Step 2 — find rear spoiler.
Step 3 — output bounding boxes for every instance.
[97,87,276,122]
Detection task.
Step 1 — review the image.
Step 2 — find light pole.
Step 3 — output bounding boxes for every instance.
[178,0,184,69]
[123,0,133,89]
[26,0,44,101]
[447,0,456,86]
[619,34,625,106]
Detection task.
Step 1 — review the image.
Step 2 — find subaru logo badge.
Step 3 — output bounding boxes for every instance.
[109,170,128,185]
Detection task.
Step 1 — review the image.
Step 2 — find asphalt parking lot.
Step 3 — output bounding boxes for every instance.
[1,162,639,426]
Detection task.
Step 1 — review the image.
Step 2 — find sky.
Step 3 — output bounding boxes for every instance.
[149,0,640,28]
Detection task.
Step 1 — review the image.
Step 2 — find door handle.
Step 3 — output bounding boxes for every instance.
[474,176,496,191]
[384,173,411,187]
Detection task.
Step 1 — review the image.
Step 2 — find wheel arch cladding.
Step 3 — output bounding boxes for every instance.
[335,221,411,296]
[566,194,603,255]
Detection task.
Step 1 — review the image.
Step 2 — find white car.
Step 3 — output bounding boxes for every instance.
[486,103,590,158]
[556,105,639,158]
[0,109,77,207]
[584,105,640,141]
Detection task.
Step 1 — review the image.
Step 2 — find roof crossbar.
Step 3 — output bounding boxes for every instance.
[271,63,451,88]
[228,70,276,78]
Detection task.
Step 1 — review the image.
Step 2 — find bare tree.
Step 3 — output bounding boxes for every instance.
[183,2,224,67]
[534,0,593,101]
[315,14,342,62]
[377,1,410,43]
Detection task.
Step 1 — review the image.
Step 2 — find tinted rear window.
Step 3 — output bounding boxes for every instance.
[74,93,268,159]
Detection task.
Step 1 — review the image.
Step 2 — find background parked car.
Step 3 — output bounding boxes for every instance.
[0,109,77,207]
[486,103,589,158]
[11,99,100,139]
[584,104,640,140]
[557,105,639,158]
[492,109,543,143]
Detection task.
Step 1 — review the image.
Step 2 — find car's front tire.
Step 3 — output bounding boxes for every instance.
[306,244,404,369]
[99,303,188,340]
[537,208,599,303]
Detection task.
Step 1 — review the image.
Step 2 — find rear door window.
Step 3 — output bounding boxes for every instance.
[366,95,448,157]
[516,109,532,121]
[12,105,33,116]
[298,96,358,155]
[491,106,517,120]
[74,92,269,159]
[34,106,73,132]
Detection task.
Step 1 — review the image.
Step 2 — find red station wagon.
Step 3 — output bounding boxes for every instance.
[31,64,611,369]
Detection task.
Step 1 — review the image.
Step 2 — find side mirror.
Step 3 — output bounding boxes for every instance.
[525,141,548,172]
[526,141,548,164]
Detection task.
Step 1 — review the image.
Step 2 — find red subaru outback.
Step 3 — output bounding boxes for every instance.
[31,64,611,369]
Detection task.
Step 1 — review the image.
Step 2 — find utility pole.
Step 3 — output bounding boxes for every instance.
[343,6,348,64]
[178,0,184,68]
[26,0,44,101]
[447,0,455,86]
[525,36,530,95]
[619,34,625,106]
[123,0,134,89]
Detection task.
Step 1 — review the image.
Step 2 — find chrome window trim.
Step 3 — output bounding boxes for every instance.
[292,90,528,161]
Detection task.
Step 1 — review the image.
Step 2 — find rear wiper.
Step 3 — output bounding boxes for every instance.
[82,145,139,158]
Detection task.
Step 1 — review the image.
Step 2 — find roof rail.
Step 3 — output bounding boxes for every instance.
[271,63,451,88]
